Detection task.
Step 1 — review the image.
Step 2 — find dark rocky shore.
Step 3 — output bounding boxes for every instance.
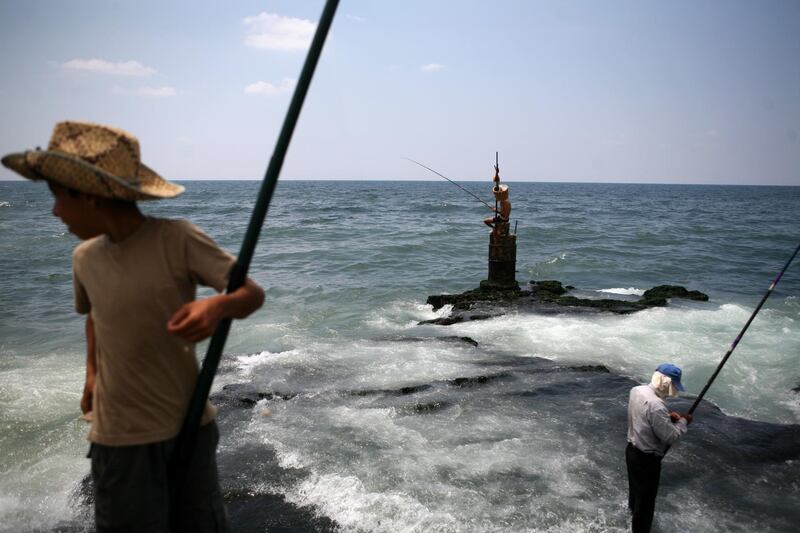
[203,358,800,531]
[208,356,799,532]
[420,280,709,325]
[52,344,800,533]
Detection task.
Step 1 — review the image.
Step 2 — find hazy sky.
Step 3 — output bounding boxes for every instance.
[1,0,798,185]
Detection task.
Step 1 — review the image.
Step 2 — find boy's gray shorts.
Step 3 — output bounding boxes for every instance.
[90,420,229,533]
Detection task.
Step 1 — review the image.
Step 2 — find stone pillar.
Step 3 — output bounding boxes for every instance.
[480,227,518,290]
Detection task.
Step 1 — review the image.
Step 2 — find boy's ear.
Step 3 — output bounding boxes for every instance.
[80,192,108,210]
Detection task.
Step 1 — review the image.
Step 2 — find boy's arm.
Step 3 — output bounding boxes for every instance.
[81,315,97,415]
[167,277,265,343]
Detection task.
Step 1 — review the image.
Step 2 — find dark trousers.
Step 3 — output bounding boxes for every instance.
[626,442,662,533]
[91,421,229,533]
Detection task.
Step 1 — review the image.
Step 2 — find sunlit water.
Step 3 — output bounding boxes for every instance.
[1,180,798,532]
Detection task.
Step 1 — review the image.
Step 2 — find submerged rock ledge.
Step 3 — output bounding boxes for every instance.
[421,280,708,325]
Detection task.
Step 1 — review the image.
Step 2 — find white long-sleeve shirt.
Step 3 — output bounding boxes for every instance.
[627,384,688,456]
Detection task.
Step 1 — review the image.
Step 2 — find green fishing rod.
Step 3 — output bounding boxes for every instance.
[168,0,340,515]
[406,157,495,211]
[688,242,800,415]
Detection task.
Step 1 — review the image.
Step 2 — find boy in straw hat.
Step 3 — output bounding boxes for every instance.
[2,121,265,532]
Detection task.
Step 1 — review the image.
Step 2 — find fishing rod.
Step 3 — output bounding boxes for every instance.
[168,0,340,517]
[494,152,499,216]
[688,242,800,415]
[406,157,494,211]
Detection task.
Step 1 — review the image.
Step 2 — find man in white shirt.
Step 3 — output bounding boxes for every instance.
[626,363,693,533]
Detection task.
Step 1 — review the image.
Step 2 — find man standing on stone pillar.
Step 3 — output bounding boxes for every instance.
[484,184,511,236]
[480,154,518,290]
[484,155,511,236]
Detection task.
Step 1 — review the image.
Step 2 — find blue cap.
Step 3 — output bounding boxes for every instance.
[655,363,685,391]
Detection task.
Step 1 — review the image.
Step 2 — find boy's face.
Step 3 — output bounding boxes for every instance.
[49,183,104,240]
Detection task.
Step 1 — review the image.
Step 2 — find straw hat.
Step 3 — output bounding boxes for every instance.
[1,121,184,201]
[492,183,509,201]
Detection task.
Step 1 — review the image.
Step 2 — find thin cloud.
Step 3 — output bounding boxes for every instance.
[244,78,297,96]
[243,12,316,52]
[706,129,719,137]
[345,14,367,23]
[112,85,177,97]
[138,86,176,97]
[421,63,444,72]
[61,58,155,76]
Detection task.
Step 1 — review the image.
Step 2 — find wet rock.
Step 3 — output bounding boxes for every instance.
[421,279,709,325]
[529,279,568,297]
[225,492,338,533]
[449,373,513,388]
[403,401,451,414]
[548,295,649,314]
[427,288,522,312]
[641,284,709,303]
[418,313,498,326]
[375,335,478,346]
[455,336,479,347]
[211,383,295,409]
[419,316,465,326]
[567,364,611,373]
[350,384,434,397]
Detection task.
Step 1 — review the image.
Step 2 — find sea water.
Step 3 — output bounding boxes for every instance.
[0,180,798,532]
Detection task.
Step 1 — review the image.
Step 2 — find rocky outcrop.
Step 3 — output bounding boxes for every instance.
[421,280,709,325]
[640,285,709,306]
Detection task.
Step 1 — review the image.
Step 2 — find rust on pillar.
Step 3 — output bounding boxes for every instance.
[481,154,519,290]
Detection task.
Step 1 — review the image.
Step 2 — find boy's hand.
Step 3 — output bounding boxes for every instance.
[80,380,94,414]
[167,297,223,342]
[167,277,264,342]
[83,315,97,415]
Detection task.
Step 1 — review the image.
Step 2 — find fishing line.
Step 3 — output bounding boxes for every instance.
[494,152,499,215]
[168,0,340,518]
[688,242,800,414]
[405,157,494,210]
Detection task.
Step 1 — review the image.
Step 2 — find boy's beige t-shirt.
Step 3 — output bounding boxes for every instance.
[72,217,235,446]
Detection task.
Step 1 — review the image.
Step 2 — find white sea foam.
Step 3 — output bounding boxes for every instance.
[348,295,800,424]
[286,473,454,533]
[252,360,637,531]
[439,302,800,424]
[268,438,308,470]
[364,300,452,331]
[223,292,800,530]
[0,348,90,531]
[597,287,646,296]
[235,348,300,373]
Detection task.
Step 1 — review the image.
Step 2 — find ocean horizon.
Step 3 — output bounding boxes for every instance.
[2,177,799,186]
